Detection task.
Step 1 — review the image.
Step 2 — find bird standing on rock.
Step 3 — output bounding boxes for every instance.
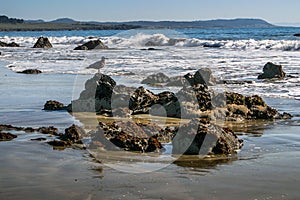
[87,56,106,73]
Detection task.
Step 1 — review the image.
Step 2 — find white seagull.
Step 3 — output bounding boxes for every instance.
[87,56,106,73]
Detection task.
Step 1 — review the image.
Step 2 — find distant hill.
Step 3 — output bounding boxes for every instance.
[0,16,277,31]
[124,18,275,28]
[50,18,78,24]
[0,15,23,24]
[26,19,45,23]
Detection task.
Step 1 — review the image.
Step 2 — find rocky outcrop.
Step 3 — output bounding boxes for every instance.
[74,39,108,50]
[129,87,181,118]
[89,121,163,152]
[60,124,85,143]
[17,69,42,74]
[0,132,17,141]
[225,92,292,120]
[33,37,53,48]
[47,124,86,149]
[66,73,291,120]
[258,62,286,79]
[0,41,20,47]
[141,73,170,85]
[294,33,300,37]
[70,73,116,114]
[43,100,66,111]
[172,118,243,155]
[184,68,216,86]
[0,124,59,135]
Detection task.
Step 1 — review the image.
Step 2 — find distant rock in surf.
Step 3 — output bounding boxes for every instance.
[184,68,216,86]
[0,41,20,47]
[141,73,170,85]
[294,33,300,37]
[43,100,66,111]
[74,39,108,50]
[0,132,17,141]
[258,62,286,79]
[17,69,42,74]
[33,37,53,48]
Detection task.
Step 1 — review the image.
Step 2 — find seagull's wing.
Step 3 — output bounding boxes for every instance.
[87,60,101,69]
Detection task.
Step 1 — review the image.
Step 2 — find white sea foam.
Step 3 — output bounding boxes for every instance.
[1,33,300,50]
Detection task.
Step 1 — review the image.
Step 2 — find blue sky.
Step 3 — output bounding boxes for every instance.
[1,0,300,24]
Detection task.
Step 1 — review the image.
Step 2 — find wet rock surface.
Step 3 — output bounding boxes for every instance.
[43,100,66,111]
[141,73,171,85]
[33,37,53,48]
[172,118,243,155]
[89,121,163,152]
[65,73,291,121]
[74,39,108,50]
[0,41,20,47]
[0,132,17,141]
[17,69,42,74]
[184,68,216,86]
[258,62,286,79]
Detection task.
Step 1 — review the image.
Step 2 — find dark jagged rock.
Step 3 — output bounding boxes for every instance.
[0,41,20,47]
[166,76,187,87]
[293,33,300,37]
[92,121,163,152]
[47,140,71,149]
[60,124,85,143]
[129,87,181,117]
[71,73,116,113]
[177,84,212,112]
[43,100,65,110]
[17,69,42,74]
[68,73,291,120]
[0,124,59,135]
[226,92,245,105]
[129,86,158,115]
[258,62,286,79]
[141,73,170,85]
[74,39,108,50]
[172,118,243,155]
[225,92,292,120]
[37,126,59,135]
[33,37,53,48]
[184,68,216,86]
[0,132,17,141]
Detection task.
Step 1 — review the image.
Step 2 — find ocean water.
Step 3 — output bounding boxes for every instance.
[1,27,300,99]
[0,28,300,199]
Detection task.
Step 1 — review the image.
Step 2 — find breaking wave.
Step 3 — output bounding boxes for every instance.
[1,33,300,51]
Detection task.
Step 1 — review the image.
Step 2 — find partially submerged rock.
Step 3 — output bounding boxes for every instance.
[141,73,170,85]
[17,69,42,74]
[43,100,66,111]
[0,132,17,141]
[184,68,216,86]
[172,118,243,155]
[258,62,286,79]
[74,39,108,50]
[225,92,292,120]
[66,73,291,120]
[0,124,59,135]
[0,41,20,47]
[90,121,163,152]
[33,37,53,48]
